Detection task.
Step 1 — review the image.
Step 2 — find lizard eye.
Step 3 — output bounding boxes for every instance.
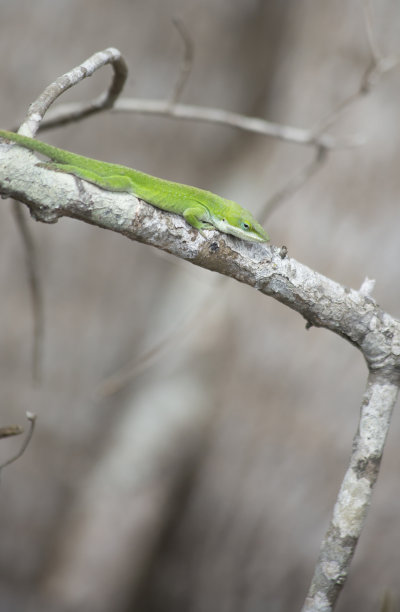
[241,221,250,231]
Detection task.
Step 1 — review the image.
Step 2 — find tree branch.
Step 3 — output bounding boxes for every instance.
[12,202,44,381]
[169,17,195,104]
[0,412,37,471]
[17,48,128,137]
[39,97,360,149]
[1,142,400,380]
[302,375,399,612]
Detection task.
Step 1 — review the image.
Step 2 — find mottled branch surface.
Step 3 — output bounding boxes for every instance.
[302,376,398,612]
[1,141,400,377]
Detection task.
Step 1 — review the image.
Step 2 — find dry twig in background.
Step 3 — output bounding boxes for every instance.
[0,412,37,472]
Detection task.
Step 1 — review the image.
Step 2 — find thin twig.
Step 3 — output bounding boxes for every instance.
[96,279,224,398]
[97,328,185,398]
[261,145,328,221]
[0,412,37,471]
[311,51,399,138]
[12,203,44,382]
[17,48,128,136]
[40,98,360,149]
[311,90,364,138]
[311,3,400,137]
[169,17,194,104]
[362,0,383,62]
[269,1,400,217]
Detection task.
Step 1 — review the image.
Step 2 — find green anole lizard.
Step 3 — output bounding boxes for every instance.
[0,129,269,243]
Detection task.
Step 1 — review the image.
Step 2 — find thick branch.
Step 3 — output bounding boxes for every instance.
[302,374,399,612]
[1,141,400,381]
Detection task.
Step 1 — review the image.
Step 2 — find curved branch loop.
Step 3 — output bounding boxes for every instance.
[17,48,128,137]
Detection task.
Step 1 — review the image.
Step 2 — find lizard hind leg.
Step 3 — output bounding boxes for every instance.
[37,162,134,193]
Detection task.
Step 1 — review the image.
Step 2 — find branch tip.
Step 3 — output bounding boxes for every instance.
[0,412,37,471]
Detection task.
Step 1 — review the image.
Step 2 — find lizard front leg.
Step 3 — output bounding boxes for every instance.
[183,205,215,237]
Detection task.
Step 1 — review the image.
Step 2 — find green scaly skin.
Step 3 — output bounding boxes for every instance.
[0,129,269,243]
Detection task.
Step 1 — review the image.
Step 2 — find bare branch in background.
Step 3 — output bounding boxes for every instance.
[12,203,44,382]
[261,146,327,222]
[169,17,194,104]
[42,97,359,149]
[362,0,383,63]
[264,1,400,220]
[311,1,400,137]
[96,279,225,398]
[0,412,37,471]
[97,319,192,398]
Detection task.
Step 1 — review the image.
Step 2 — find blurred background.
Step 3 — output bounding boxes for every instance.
[1,1,400,610]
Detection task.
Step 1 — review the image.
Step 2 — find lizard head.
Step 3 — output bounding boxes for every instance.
[213,201,269,243]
